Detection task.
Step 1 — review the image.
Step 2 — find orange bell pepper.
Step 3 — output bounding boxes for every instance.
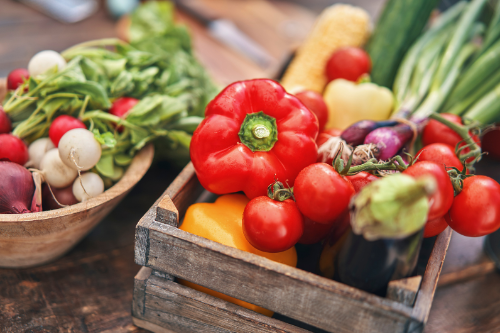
[179,194,297,316]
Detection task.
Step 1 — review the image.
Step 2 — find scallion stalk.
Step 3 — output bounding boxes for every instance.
[463,83,500,124]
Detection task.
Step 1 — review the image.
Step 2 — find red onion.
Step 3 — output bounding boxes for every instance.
[0,161,35,214]
[42,184,78,211]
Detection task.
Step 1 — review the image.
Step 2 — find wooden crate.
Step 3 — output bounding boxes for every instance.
[133,162,452,333]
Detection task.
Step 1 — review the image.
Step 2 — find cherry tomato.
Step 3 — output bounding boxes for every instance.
[243,197,303,253]
[0,107,12,134]
[424,214,450,238]
[295,90,328,131]
[346,171,378,193]
[298,217,334,245]
[49,115,86,147]
[422,113,480,163]
[7,68,30,91]
[403,161,454,220]
[294,163,355,224]
[416,143,463,171]
[325,47,371,83]
[448,176,500,237]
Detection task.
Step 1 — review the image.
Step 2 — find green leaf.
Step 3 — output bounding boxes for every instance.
[101,58,128,79]
[114,154,133,166]
[96,154,122,180]
[110,71,134,97]
[129,1,174,43]
[59,81,111,109]
[93,129,117,148]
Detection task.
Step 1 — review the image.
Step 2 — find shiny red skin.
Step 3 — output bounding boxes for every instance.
[298,216,334,244]
[109,97,139,132]
[49,115,86,147]
[346,172,378,193]
[424,213,450,238]
[295,90,328,131]
[325,47,371,82]
[416,143,463,171]
[404,161,454,220]
[449,176,500,237]
[7,68,30,91]
[243,196,304,253]
[0,134,29,165]
[294,163,355,224]
[190,79,319,199]
[422,113,480,163]
[0,107,12,134]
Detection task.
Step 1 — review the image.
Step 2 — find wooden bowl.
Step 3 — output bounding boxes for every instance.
[0,79,155,268]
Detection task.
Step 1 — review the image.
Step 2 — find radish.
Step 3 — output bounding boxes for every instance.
[7,68,30,91]
[28,138,55,169]
[49,115,86,147]
[39,149,78,188]
[58,128,101,171]
[109,97,139,132]
[28,50,67,77]
[42,185,78,210]
[72,172,104,202]
[0,161,36,214]
[0,134,29,165]
[0,106,12,134]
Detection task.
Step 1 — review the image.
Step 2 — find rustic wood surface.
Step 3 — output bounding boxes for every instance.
[0,0,499,332]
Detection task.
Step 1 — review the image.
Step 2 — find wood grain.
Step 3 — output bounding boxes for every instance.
[387,276,422,307]
[134,268,311,333]
[0,144,154,268]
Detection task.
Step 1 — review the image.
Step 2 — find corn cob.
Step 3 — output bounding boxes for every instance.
[281,4,371,94]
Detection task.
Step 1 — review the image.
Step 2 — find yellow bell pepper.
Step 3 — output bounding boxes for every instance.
[323,79,394,130]
[179,194,297,317]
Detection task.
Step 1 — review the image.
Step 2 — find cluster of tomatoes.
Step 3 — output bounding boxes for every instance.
[242,112,500,254]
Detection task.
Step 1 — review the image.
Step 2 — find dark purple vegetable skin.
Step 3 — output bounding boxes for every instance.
[334,229,424,295]
[0,161,35,214]
[341,120,398,146]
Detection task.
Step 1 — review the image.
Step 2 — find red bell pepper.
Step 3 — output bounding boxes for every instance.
[190,79,319,199]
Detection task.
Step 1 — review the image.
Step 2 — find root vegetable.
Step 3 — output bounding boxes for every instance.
[0,134,29,165]
[7,68,29,91]
[72,172,104,202]
[42,185,78,210]
[58,128,101,171]
[49,115,86,147]
[39,149,78,188]
[28,138,55,169]
[28,50,67,77]
[0,106,12,134]
[0,161,35,214]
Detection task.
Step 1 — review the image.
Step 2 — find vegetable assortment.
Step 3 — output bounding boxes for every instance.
[185,0,500,301]
[0,2,217,213]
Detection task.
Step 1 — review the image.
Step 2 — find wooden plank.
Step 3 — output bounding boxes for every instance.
[438,262,496,287]
[137,219,418,333]
[156,195,179,227]
[134,274,310,333]
[410,227,453,329]
[387,276,422,307]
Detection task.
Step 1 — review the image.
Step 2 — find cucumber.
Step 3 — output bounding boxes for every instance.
[366,0,440,88]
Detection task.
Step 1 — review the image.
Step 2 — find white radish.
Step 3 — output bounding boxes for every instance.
[39,149,78,188]
[72,172,104,202]
[28,50,67,77]
[58,128,101,171]
[28,138,55,169]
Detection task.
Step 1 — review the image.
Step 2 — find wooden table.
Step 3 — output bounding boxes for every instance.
[0,1,499,332]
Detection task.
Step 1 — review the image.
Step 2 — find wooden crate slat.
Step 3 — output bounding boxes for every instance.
[133,267,311,333]
[137,219,418,333]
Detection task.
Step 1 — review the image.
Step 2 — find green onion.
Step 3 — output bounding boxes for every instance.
[463,83,500,124]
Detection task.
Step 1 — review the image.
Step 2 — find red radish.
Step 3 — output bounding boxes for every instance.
[325,47,371,83]
[295,91,328,131]
[0,161,35,214]
[7,68,30,91]
[0,106,12,134]
[0,134,29,165]
[109,97,139,132]
[42,185,78,210]
[49,115,86,147]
